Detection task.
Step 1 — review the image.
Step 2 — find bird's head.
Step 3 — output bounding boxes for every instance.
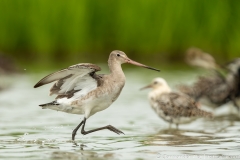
[109,50,160,72]
[185,47,216,69]
[140,77,171,93]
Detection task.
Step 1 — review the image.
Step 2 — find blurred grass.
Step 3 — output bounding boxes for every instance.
[0,0,240,69]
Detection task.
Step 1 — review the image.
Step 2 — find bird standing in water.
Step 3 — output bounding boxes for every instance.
[34,50,160,140]
[141,78,212,128]
[179,48,240,110]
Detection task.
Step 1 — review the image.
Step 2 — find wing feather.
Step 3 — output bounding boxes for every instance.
[34,69,70,88]
[158,92,211,117]
[34,63,101,99]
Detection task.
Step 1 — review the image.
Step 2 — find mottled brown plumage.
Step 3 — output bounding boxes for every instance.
[141,78,212,128]
[178,75,232,106]
[156,92,212,119]
[180,48,240,109]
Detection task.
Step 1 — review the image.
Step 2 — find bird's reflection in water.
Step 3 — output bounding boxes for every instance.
[143,129,214,146]
[51,146,116,160]
[213,113,240,122]
[143,114,240,147]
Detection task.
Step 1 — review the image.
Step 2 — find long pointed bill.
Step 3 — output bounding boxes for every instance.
[140,84,152,90]
[126,58,160,72]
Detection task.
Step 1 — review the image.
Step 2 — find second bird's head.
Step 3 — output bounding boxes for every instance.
[140,77,171,92]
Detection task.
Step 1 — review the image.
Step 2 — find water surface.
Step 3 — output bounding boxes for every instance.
[0,70,240,160]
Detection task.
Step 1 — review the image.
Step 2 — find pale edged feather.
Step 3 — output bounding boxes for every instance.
[156,92,212,118]
[34,63,101,99]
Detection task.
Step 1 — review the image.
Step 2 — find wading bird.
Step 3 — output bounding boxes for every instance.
[141,78,212,128]
[185,47,217,69]
[179,48,240,110]
[34,50,160,140]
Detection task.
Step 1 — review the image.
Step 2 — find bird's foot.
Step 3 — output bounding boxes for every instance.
[106,125,125,135]
[72,140,79,146]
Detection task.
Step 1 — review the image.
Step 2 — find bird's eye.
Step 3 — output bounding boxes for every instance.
[154,81,158,84]
[117,54,120,57]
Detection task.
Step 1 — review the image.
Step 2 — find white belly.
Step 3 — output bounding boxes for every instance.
[44,84,122,118]
[44,94,113,116]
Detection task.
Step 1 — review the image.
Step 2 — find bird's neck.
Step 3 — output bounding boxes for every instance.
[149,86,171,99]
[108,59,126,81]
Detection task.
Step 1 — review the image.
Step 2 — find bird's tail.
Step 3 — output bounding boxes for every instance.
[196,109,213,119]
[39,101,59,109]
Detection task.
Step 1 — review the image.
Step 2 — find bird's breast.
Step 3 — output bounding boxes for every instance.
[101,79,125,102]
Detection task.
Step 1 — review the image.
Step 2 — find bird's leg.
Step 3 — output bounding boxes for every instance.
[231,95,240,112]
[176,123,179,130]
[81,118,124,135]
[168,123,172,129]
[72,120,84,141]
[233,100,240,112]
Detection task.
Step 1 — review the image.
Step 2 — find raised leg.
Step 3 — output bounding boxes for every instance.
[81,118,124,135]
[72,120,84,141]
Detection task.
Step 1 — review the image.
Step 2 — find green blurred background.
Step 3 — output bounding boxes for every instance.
[0,0,240,71]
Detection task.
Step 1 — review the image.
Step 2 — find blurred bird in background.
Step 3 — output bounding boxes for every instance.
[141,77,212,129]
[178,48,240,112]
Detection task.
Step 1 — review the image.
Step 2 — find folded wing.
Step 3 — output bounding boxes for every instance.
[158,92,211,118]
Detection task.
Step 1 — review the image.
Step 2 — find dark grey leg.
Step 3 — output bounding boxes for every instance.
[81,118,124,135]
[72,120,84,141]
[232,98,240,112]
[168,123,172,129]
[176,123,179,129]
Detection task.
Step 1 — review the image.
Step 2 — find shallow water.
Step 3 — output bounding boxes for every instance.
[1,70,240,160]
